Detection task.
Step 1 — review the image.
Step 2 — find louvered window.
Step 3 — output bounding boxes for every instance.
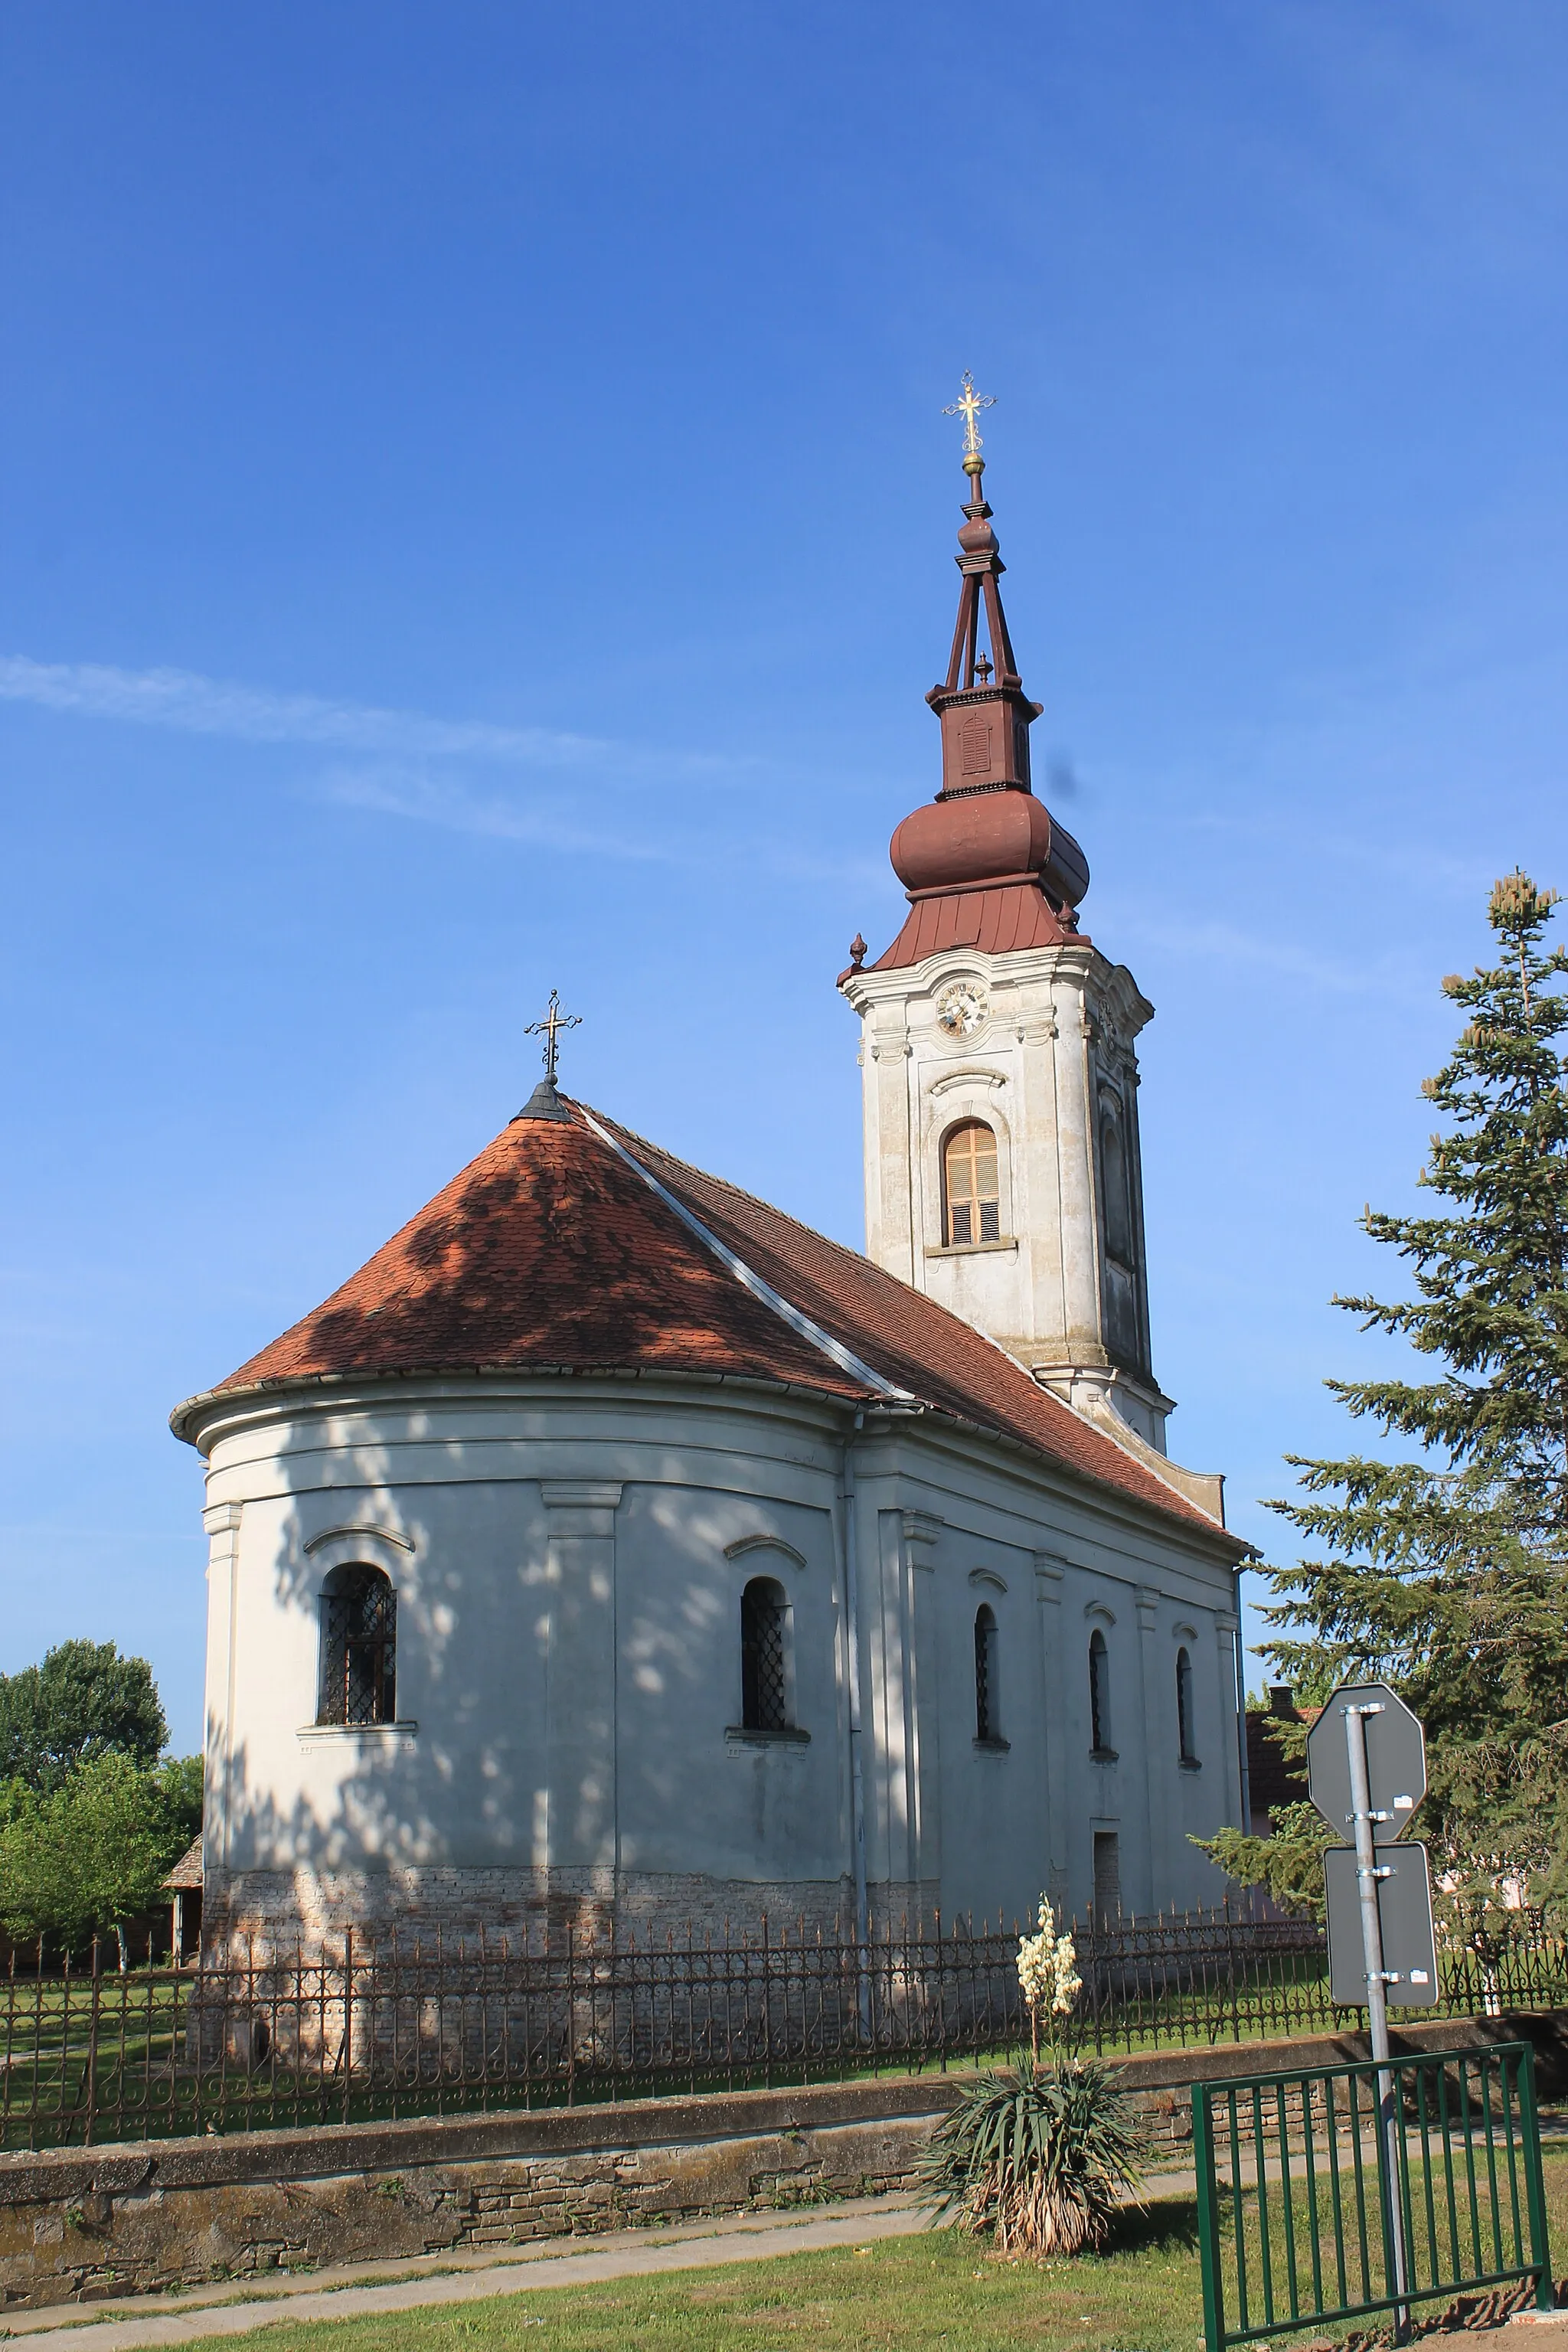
[1102,1115,1133,1266]
[943,1122,1001,1246]
[318,1565,397,1726]
[974,1606,1000,1742]
[740,1579,789,1732]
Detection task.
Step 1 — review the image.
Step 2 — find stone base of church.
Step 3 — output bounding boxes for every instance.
[200,1868,938,1961]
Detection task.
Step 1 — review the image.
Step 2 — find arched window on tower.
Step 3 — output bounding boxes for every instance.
[740,1577,791,1733]
[1101,1116,1132,1267]
[318,1564,397,1726]
[1089,1627,1114,1757]
[943,1122,1001,1247]
[1176,1646,1198,1765]
[974,1604,1001,1743]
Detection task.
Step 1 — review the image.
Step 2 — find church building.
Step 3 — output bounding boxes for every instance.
[174,398,1248,1954]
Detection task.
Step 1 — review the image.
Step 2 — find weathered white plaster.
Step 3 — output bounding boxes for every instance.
[182,1372,1243,1951]
[843,939,1174,1449]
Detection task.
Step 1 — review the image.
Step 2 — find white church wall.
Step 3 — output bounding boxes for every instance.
[848,1421,1240,1931]
[845,940,1174,1450]
[609,1483,848,1896]
[188,1374,1240,1952]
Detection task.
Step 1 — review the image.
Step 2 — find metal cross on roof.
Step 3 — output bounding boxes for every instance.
[524,988,581,1084]
[942,370,995,457]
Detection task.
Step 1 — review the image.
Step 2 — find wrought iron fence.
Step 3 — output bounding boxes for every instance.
[1193,2042,1554,2351]
[3,1904,1567,2152]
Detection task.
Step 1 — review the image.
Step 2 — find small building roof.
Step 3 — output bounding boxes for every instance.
[162,1835,202,1891]
[172,1100,1241,1549]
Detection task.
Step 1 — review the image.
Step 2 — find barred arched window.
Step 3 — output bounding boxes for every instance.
[974,1605,1000,1743]
[1176,1645,1197,1763]
[318,1564,397,1726]
[1089,1627,1112,1755]
[740,1577,790,1733]
[943,1122,1001,1247]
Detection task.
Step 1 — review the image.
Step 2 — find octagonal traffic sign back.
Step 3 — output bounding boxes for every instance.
[1307,1681,1426,1839]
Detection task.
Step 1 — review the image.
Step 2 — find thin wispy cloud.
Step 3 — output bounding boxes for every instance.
[318,762,890,890]
[318,766,679,862]
[0,652,726,778]
[1125,910,1429,1003]
[0,650,892,888]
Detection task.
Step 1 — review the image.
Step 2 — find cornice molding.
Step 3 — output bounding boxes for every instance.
[724,1534,808,1571]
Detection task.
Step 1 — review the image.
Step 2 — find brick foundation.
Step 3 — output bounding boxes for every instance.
[200,1867,933,1959]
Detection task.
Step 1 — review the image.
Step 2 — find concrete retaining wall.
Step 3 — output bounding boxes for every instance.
[2,2011,1563,2313]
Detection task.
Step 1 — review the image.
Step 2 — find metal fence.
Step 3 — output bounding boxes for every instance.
[1193,2041,1554,2351]
[4,1904,1567,2152]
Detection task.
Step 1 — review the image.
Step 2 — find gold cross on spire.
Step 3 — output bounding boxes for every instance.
[942,370,995,457]
[524,988,581,1084]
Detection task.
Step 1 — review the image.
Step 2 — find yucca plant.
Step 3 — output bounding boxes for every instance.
[918,2050,1150,2257]
[918,1892,1148,2257]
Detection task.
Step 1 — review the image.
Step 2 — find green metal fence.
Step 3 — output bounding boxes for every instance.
[1193,2042,1554,2350]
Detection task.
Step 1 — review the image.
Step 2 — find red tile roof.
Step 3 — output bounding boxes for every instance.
[207,1114,857,1400]
[162,1836,204,1892]
[178,1102,1236,1546]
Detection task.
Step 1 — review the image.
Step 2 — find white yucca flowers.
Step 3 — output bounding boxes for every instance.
[1017,1895,1083,2056]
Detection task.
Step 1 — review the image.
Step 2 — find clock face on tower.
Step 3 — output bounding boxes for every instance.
[935,979,989,1038]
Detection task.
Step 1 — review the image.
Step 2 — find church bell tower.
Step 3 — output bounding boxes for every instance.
[839,381,1179,1459]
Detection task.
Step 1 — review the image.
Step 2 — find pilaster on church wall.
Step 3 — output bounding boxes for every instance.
[1048,952,1109,1370]
[1214,1612,1244,1832]
[201,1500,243,1876]
[1007,969,1068,1361]
[540,1482,622,1876]
[862,1504,910,1893]
[860,996,916,1282]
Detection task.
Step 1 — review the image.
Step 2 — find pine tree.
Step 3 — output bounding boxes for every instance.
[1262,871,1568,1909]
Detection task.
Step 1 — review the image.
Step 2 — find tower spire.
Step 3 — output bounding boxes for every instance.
[839,384,1090,976]
[935,373,1023,697]
[838,397,1179,1462]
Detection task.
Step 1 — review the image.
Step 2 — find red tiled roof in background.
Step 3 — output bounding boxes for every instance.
[601,1111,1229,1537]
[162,1837,204,1892]
[179,1102,1238,1547]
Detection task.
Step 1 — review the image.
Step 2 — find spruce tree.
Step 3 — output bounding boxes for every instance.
[1262,870,1568,1909]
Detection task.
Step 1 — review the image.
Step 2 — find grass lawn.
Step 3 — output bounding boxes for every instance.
[195,2140,1568,2352]
[232,2203,1210,2352]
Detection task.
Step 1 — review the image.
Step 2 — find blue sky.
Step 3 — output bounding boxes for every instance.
[2,4,1565,1750]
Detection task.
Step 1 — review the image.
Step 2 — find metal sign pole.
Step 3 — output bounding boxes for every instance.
[1344,1698,1410,2340]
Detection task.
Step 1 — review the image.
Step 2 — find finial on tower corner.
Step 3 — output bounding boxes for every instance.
[942,371,995,479]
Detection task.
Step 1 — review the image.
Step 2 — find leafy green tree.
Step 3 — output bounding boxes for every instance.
[0,1640,167,1792]
[1254,871,1568,1912]
[0,1753,199,1968]
[155,1751,204,1844]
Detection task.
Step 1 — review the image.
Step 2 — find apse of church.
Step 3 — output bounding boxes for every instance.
[175,387,1247,1954]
